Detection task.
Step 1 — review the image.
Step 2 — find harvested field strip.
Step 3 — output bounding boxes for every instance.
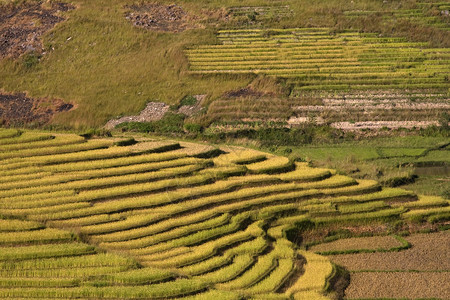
[344,272,450,299]
[309,235,405,254]
[329,231,450,272]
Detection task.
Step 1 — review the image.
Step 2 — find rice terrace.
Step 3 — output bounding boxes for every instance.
[0,0,449,299]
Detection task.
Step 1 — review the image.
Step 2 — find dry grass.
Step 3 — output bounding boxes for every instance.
[345,272,450,299]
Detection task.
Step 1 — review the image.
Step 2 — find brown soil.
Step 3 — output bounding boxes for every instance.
[329,231,450,271]
[310,235,401,253]
[224,87,265,99]
[344,272,450,299]
[0,92,73,126]
[0,1,74,59]
[125,3,200,33]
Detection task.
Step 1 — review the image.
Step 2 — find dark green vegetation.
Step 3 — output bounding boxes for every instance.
[0,129,448,299]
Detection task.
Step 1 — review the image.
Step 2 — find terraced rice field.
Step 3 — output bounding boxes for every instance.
[0,128,448,299]
[186,28,450,91]
[343,1,450,31]
[187,28,449,127]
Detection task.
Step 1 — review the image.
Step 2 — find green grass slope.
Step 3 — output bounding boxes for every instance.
[0,0,449,128]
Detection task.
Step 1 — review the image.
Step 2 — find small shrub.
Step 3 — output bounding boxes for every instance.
[115,138,137,146]
[184,123,203,133]
[22,51,41,69]
[180,95,197,107]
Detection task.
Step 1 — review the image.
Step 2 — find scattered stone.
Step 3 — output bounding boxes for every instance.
[125,3,200,33]
[177,94,205,117]
[104,102,170,130]
[331,121,442,130]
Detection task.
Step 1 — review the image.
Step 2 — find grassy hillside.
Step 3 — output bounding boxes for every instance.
[0,128,448,299]
[0,0,449,128]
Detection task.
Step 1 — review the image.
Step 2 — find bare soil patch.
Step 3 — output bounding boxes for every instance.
[125,3,200,33]
[0,92,73,126]
[224,87,265,99]
[0,1,74,59]
[330,231,450,271]
[344,272,449,299]
[310,235,401,253]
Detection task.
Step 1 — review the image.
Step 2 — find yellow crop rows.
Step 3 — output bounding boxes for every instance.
[0,129,447,299]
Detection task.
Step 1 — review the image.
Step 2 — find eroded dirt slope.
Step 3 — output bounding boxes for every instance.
[0,1,73,59]
[0,92,73,126]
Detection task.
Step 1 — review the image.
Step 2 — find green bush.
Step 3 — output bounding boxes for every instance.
[184,123,203,133]
[115,138,137,147]
[179,95,197,107]
[22,52,41,69]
